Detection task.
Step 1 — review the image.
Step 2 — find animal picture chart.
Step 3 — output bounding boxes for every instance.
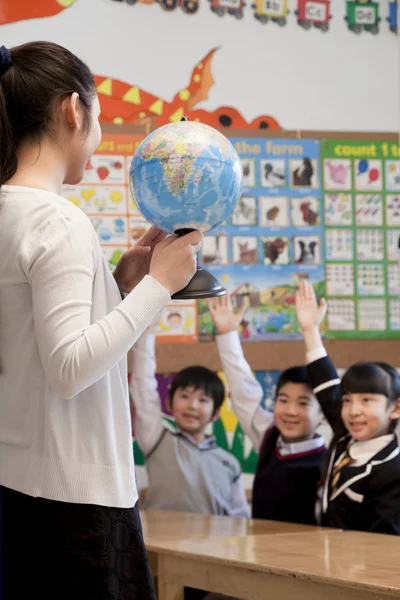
[321,140,400,339]
[61,132,199,344]
[198,137,325,342]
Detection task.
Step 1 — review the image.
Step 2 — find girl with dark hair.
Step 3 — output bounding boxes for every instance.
[296,280,400,535]
[0,41,200,599]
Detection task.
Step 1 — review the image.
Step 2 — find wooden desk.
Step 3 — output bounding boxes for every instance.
[141,510,336,597]
[155,531,400,600]
[141,510,326,550]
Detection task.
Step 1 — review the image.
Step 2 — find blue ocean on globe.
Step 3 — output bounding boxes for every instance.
[129,121,243,234]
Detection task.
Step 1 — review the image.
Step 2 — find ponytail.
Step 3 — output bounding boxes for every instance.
[0,84,17,186]
[0,45,16,186]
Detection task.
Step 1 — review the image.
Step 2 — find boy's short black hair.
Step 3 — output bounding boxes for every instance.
[169,366,225,416]
[275,366,313,398]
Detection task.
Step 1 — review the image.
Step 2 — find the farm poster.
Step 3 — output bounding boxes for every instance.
[198,137,326,341]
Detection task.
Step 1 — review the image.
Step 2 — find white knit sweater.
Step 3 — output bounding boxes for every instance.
[0,185,170,507]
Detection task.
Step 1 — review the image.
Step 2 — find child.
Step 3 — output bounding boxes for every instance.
[130,330,250,517]
[0,41,200,599]
[208,296,326,524]
[296,280,400,535]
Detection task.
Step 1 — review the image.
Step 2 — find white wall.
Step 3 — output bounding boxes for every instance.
[1,0,398,131]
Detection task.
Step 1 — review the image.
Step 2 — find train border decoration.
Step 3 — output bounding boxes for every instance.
[111,0,398,34]
[295,0,331,32]
[111,0,199,14]
[388,0,398,33]
[345,1,380,34]
[251,0,288,25]
[208,0,245,19]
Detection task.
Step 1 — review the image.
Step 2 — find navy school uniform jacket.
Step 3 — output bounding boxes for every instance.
[216,332,326,524]
[307,349,400,535]
[252,426,326,523]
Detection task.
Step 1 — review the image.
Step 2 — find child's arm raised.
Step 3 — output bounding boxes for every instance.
[129,326,165,456]
[296,281,345,435]
[208,296,274,453]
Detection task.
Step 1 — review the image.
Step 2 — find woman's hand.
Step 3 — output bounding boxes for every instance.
[113,227,168,293]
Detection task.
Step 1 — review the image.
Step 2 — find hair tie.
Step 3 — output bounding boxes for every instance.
[0,46,12,76]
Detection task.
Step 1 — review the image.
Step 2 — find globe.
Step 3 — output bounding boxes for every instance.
[129,120,243,235]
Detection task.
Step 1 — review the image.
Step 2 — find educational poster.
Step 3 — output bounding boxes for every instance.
[62,133,144,269]
[132,368,280,474]
[198,137,325,341]
[321,139,400,339]
[61,132,198,343]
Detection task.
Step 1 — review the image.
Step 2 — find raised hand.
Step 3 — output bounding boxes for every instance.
[207,294,246,335]
[295,280,327,332]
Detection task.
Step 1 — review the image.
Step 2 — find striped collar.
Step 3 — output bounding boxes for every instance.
[277,434,325,456]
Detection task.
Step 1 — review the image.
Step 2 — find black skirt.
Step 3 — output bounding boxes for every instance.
[0,486,156,600]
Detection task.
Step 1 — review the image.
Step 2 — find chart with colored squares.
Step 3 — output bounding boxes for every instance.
[61,132,199,344]
[198,138,325,342]
[321,140,400,339]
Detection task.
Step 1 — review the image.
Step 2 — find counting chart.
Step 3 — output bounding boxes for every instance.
[356,229,384,261]
[325,229,353,261]
[355,195,383,226]
[327,300,356,331]
[357,264,385,296]
[322,139,400,339]
[358,299,387,331]
[326,263,354,296]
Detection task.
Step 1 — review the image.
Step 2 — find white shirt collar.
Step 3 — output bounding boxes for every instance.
[276,434,325,457]
[348,434,395,466]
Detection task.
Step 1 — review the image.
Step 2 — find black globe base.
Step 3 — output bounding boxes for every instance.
[171,267,226,300]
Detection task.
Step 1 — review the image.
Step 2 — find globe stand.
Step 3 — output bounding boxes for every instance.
[171,229,227,300]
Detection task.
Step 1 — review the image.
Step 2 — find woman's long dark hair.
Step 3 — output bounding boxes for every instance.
[0,41,96,186]
[0,41,97,375]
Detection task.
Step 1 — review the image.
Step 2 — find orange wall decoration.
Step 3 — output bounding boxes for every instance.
[95,47,282,131]
[0,0,78,25]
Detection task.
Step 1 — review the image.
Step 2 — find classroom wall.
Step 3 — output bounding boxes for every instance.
[0,0,398,132]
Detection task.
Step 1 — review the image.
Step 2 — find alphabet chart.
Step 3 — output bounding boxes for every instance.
[321,140,400,338]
